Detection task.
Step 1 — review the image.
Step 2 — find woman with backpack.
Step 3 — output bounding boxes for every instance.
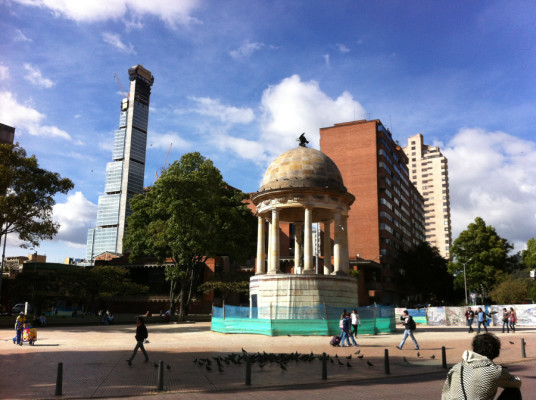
[396,310,419,350]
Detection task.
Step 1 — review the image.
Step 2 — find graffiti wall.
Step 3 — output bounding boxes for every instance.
[426,304,536,326]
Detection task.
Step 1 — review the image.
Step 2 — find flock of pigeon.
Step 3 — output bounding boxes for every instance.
[193,348,378,373]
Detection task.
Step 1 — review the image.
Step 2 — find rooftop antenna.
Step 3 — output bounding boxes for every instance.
[155,143,173,180]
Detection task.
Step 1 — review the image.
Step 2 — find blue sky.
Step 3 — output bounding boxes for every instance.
[1,0,535,262]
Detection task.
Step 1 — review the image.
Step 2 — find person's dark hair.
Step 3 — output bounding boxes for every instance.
[472,333,501,360]
[138,316,145,324]
[403,310,409,315]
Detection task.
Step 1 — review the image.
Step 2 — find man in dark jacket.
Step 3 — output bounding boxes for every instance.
[396,310,419,350]
[126,317,149,365]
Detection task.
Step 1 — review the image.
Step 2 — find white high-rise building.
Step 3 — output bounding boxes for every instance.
[86,65,154,261]
[403,133,452,259]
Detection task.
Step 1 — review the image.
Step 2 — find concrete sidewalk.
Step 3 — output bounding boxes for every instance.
[1,322,534,399]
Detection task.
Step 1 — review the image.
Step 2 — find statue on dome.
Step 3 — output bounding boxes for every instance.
[298,133,309,147]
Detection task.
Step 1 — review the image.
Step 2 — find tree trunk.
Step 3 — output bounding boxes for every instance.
[177,288,187,322]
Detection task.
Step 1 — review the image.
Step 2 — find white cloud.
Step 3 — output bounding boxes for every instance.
[14,29,32,42]
[148,132,190,152]
[52,191,97,246]
[12,0,201,27]
[336,43,350,53]
[0,65,9,80]
[212,134,268,165]
[443,128,536,253]
[0,91,72,140]
[23,63,55,88]
[230,41,264,59]
[102,32,136,54]
[323,54,330,66]
[191,97,255,124]
[259,75,365,154]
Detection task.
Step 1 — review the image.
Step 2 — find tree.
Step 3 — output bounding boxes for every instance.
[0,143,74,247]
[490,278,528,304]
[521,238,536,269]
[198,272,251,304]
[395,241,454,306]
[448,217,514,297]
[124,152,256,321]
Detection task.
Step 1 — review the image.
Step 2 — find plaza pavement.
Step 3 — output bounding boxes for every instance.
[1,320,535,399]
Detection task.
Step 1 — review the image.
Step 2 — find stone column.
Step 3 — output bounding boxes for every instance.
[268,208,281,274]
[332,211,343,275]
[303,207,314,274]
[323,221,332,275]
[294,223,303,274]
[267,219,272,273]
[256,216,266,275]
[341,215,349,274]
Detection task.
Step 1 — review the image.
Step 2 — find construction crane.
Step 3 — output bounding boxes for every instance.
[114,73,128,98]
[155,143,173,181]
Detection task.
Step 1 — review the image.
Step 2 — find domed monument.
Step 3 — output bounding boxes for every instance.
[250,135,358,317]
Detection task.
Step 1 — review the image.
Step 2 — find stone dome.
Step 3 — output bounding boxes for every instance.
[259,146,347,193]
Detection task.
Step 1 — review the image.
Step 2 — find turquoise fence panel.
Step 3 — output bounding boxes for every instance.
[211,305,396,336]
[272,319,328,336]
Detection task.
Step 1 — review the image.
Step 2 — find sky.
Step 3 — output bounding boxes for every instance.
[1,0,535,263]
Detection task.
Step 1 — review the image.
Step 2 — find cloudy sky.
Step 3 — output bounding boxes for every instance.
[1,0,535,262]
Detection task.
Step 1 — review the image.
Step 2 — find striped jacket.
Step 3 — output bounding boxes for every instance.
[442,350,521,400]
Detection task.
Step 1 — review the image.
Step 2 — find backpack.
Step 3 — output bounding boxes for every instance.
[409,316,416,331]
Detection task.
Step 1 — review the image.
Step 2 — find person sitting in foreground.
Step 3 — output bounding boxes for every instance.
[442,333,521,400]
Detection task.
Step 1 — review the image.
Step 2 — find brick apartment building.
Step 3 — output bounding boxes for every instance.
[320,120,426,305]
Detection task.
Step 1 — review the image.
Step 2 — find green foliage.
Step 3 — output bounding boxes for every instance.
[448,217,514,294]
[9,266,147,313]
[0,143,74,248]
[490,278,528,304]
[198,273,250,303]
[395,241,453,305]
[124,152,256,321]
[521,238,536,269]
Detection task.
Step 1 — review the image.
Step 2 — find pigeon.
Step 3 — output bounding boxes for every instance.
[345,355,352,360]
[403,356,410,364]
[280,363,287,370]
[166,364,171,370]
[338,359,344,366]
[367,361,374,367]
[509,341,514,345]
[417,352,421,358]
[287,334,291,337]
[430,355,436,359]
[355,350,361,354]
[358,355,364,359]
[206,365,212,372]
[153,363,158,368]
[347,362,352,368]
[193,358,198,364]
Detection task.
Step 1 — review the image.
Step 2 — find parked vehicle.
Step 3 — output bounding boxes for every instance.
[11,303,32,314]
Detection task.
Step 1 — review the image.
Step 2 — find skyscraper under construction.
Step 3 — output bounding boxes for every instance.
[86,65,154,261]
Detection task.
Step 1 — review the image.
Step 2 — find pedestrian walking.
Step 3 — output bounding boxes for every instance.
[350,309,361,337]
[126,317,149,365]
[509,307,517,333]
[442,333,521,400]
[396,310,419,350]
[465,307,475,333]
[339,312,357,347]
[502,308,510,333]
[477,307,488,334]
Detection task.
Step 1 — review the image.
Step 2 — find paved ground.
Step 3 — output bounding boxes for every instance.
[1,321,535,399]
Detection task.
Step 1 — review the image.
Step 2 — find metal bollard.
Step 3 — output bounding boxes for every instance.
[157,360,164,391]
[245,354,251,386]
[322,352,327,380]
[521,338,526,358]
[442,346,447,369]
[55,362,63,396]
[384,349,390,375]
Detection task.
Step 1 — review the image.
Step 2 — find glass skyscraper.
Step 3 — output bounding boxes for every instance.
[86,65,154,261]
